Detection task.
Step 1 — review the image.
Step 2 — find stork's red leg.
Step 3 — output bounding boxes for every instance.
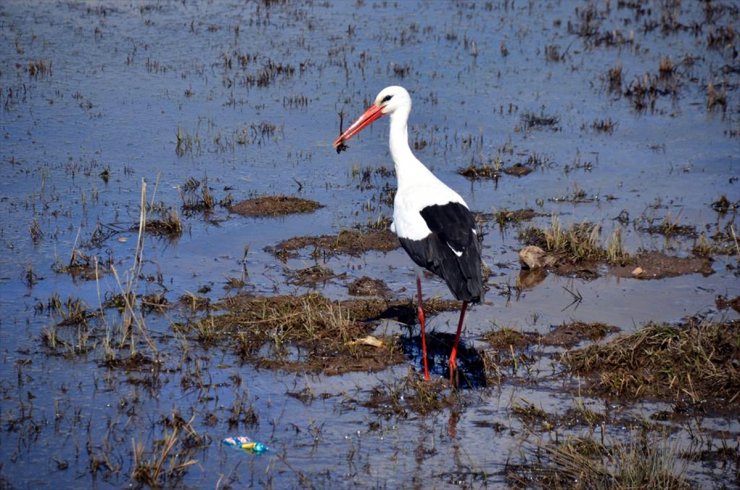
[416,274,430,380]
[448,301,468,384]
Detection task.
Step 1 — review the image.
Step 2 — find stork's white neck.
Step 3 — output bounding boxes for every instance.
[388,108,435,188]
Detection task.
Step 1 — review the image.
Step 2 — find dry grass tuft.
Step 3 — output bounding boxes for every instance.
[131,427,198,487]
[519,217,715,279]
[27,59,52,77]
[197,293,407,374]
[658,56,676,79]
[607,63,623,93]
[706,80,727,112]
[561,320,740,406]
[178,177,215,213]
[519,216,628,265]
[507,432,691,489]
[141,209,182,237]
[591,118,617,134]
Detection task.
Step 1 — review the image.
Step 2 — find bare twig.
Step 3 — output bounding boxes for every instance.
[561,285,583,311]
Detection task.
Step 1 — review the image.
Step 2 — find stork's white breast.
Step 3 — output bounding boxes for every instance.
[392,183,468,241]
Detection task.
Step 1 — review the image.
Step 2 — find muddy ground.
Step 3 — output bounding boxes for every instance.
[0,0,738,488]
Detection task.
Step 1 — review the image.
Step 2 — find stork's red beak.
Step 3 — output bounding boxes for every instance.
[333,104,384,148]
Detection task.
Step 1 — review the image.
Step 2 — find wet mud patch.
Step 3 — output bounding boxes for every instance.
[491,208,543,229]
[347,276,390,297]
[267,228,399,260]
[541,321,620,348]
[229,195,323,217]
[141,292,170,313]
[483,322,619,351]
[481,322,619,383]
[510,400,559,430]
[503,162,533,177]
[543,260,605,280]
[715,295,740,313]
[561,320,740,409]
[484,328,541,351]
[458,162,501,181]
[340,296,460,326]
[256,341,403,376]
[133,200,185,239]
[459,152,550,182]
[286,265,343,287]
[611,251,714,279]
[680,446,740,466]
[519,111,560,131]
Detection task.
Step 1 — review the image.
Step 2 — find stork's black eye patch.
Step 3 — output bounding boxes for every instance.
[381,94,393,103]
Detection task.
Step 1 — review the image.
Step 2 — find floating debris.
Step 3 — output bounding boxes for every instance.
[223,436,268,454]
[346,335,384,348]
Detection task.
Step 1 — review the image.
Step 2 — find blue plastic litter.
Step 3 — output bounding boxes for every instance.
[222,436,269,454]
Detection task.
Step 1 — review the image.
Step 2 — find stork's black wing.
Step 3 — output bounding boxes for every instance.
[398,202,483,302]
[419,202,477,256]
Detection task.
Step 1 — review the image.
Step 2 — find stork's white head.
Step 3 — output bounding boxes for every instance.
[374,85,412,117]
[333,85,412,149]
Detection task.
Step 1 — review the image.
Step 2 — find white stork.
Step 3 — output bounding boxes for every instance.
[333,85,484,382]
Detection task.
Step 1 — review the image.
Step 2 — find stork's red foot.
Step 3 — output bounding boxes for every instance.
[448,354,459,386]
